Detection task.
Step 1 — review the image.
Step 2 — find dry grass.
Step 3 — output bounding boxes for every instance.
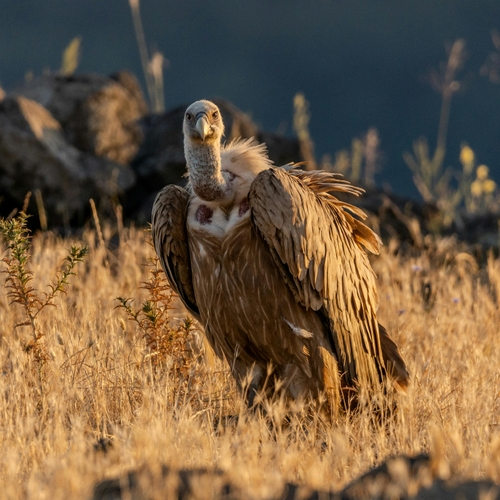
[1,226,500,499]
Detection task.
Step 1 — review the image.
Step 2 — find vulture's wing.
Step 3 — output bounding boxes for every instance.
[249,167,405,389]
[151,185,200,321]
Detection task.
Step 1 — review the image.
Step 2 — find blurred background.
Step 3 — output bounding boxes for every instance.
[1,0,499,199]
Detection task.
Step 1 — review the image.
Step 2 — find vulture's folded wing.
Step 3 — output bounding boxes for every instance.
[151,185,200,321]
[249,167,393,389]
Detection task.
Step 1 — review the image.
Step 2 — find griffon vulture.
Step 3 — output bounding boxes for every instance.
[152,100,408,411]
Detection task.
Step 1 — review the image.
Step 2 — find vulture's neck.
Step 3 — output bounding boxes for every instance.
[185,139,231,203]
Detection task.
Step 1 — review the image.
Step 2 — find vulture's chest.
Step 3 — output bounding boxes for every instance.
[186,199,283,354]
[185,197,325,368]
[186,199,261,294]
[186,197,250,238]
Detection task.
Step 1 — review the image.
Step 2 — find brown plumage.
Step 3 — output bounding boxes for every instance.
[152,100,408,411]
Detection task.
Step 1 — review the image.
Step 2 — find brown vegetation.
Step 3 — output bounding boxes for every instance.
[0,220,499,498]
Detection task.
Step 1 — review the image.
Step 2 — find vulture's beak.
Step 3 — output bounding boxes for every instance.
[195,114,210,142]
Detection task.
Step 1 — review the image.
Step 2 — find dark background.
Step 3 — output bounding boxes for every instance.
[1,0,499,198]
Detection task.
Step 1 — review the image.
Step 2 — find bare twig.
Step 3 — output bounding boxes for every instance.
[34,189,48,231]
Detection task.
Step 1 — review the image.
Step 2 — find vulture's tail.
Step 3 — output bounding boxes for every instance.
[379,324,410,392]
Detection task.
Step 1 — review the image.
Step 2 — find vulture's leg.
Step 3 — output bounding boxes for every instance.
[378,323,409,391]
[231,360,265,410]
[246,383,259,410]
[213,361,265,432]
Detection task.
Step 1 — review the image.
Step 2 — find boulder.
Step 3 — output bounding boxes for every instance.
[11,71,148,165]
[1,75,304,228]
[3,72,493,248]
[258,130,301,167]
[336,187,439,249]
[0,96,135,226]
[91,454,500,499]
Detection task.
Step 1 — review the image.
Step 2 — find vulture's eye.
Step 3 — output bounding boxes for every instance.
[186,113,192,121]
[212,111,219,119]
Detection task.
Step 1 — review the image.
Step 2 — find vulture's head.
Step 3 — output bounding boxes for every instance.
[183,100,224,145]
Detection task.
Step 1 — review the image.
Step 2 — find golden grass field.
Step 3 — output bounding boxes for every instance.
[1,224,500,499]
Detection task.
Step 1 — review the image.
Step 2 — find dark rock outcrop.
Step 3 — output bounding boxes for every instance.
[0,75,303,228]
[0,71,498,251]
[0,95,135,226]
[11,71,148,165]
[91,454,500,499]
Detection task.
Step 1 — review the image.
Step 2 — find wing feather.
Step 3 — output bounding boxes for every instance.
[151,185,200,321]
[249,167,402,389]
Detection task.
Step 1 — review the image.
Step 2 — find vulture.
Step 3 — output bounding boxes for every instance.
[152,100,408,412]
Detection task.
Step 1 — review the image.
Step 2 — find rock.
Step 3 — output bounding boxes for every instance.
[257,131,302,168]
[11,71,148,165]
[338,453,500,499]
[451,211,500,248]
[91,454,500,499]
[1,75,305,228]
[348,187,500,254]
[92,466,231,500]
[126,98,302,223]
[414,480,499,499]
[2,71,496,248]
[339,453,434,499]
[0,96,135,226]
[336,187,439,249]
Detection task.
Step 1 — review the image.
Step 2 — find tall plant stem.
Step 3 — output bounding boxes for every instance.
[129,0,156,110]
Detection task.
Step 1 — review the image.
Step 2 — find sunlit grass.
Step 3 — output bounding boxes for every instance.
[0,226,499,498]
